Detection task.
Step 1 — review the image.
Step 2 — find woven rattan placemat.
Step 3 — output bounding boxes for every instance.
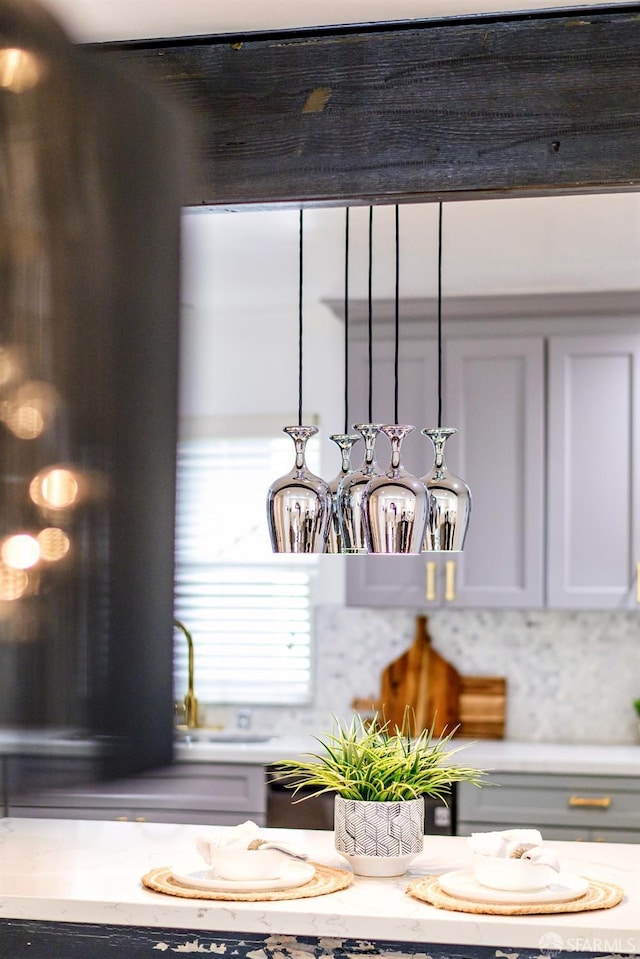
[142,862,352,902]
[406,875,624,916]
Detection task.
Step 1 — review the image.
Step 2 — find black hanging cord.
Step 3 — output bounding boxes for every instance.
[368,206,373,423]
[394,205,400,424]
[344,208,350,435]
[437,201,443,429]
[298,209,304,427]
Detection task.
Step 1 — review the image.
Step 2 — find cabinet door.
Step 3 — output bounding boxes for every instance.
[547,334,640,608]
[346,335,545,608]
[444,336,545,607]
[6,763,267,823]
[458,773,640,836]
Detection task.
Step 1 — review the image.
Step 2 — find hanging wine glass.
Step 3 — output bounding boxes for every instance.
[267,425,332,553]
[266,210,332,553]
[327,432,360,553]
[364,424,430,554]
[337,423,383,552]
[336,207,384,553]
[363,207,430,554]
[420,427,471,551]
[326,209,361,554]
[421,203,471,552]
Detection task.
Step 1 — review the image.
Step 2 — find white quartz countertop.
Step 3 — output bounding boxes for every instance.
[1,729,639,776]
[173,735,640,776]
[0,818,638,950]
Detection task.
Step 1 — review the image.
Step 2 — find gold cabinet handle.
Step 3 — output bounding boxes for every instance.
[426,561,437,602]
[568,795,611,809]
[636,562,640,604]
[445,560,456,602]
[116,816,129,822]
[135,817,147,823]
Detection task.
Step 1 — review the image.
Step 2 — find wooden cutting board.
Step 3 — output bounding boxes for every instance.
[352,616,507,739]
[458,676,506,738]
[379,615,461,737]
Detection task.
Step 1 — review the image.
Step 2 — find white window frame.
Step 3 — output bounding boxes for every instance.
[173,414,320,705]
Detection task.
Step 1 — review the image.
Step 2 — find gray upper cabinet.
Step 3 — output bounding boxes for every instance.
[444,336,545,608]
[346,333,545,608]
[547,334,640,608]
[335,294,640,610]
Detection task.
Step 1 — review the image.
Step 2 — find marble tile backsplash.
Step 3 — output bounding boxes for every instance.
[202,607,640,745]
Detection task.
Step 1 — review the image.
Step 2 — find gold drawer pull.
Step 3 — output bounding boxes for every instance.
[445,560,456,602]
[426,561,437,602]
[568,795,611,809]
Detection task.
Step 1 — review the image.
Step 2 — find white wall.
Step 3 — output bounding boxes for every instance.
[180,193,640,466]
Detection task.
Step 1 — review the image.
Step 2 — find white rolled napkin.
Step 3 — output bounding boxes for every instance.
[196,820,261,863]
[195,820,307,865]
[519,844,562,870]
[468,828,560,872]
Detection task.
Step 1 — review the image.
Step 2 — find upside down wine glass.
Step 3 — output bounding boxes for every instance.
[364,425,430,554]
[266,425,332,553]
[326,433,360,554]
[420,427,471,551]
[337,424,384,553]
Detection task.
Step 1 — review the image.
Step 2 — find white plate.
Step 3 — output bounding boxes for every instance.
[438,869,589,905]
[169,859,316,893]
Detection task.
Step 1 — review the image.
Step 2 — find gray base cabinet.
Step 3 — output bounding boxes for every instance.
[457,772,640,843]
[7,762,267,826]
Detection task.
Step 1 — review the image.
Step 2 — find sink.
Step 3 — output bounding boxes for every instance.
[175,731,275,745]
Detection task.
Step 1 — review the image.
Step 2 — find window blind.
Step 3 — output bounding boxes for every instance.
[173,427,318,705]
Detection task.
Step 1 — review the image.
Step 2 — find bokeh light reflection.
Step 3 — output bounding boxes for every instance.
[30,467,80,510]
[37,527,70,562]
[1,533,40,570]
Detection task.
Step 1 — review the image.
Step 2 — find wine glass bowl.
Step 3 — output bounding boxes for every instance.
[337,423,384,554]
[420,427,471,552]
[364,425,430,554]
[267,425,332,553]
[327,433,360,554]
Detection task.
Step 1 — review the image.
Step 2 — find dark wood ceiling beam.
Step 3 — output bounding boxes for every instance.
[95,5,640,208]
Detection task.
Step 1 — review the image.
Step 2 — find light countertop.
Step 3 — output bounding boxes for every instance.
[0,818,638,950]
[1,729,638,776]
[173,735,640,777]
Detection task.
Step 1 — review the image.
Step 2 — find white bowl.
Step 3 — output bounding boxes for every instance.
[473,854,558,891]
[202,846,287,882]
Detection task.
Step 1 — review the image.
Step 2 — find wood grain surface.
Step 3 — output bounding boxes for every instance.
[97,6,640,207]
[380,616,461,736]
[354,617,506,739]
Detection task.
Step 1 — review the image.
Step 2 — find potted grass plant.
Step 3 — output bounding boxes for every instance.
[272,711,485,877]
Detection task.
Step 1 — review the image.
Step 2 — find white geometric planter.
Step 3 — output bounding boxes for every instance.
[334,795,424,877]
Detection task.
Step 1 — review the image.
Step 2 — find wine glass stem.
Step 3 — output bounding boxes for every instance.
[364,438,376,465]
[433,436,447,470]
[294,437,307,470]
[390,436,402,470]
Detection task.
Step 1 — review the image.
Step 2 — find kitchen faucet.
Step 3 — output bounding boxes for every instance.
[174,618,198,729]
